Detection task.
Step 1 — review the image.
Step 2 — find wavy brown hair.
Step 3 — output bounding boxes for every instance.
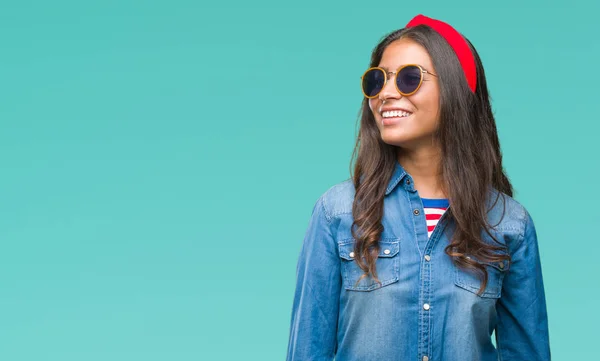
[349,25,513,296]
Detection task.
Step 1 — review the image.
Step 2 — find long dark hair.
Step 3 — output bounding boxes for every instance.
[349,25,513,296]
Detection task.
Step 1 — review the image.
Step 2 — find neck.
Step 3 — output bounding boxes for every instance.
[397,147,447,199]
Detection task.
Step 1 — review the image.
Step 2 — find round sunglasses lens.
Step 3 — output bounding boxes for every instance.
[362,68,385,97]
[397,66,422,94]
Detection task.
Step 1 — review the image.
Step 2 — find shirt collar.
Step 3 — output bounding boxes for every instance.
[386,159,411,195]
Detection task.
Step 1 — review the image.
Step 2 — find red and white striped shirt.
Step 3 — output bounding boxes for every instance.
[421,197,449,238]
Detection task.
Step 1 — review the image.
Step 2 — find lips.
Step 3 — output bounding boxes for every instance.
[381,113,411,126]
[380,106,413,114]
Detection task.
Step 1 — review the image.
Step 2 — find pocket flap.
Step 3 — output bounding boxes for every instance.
[466,255,510,272]
[338,239,400,261]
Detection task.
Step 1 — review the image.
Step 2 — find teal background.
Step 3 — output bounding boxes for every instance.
[0,0,596,359]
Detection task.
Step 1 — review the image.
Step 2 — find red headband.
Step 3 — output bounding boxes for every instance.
[405,14,477,93]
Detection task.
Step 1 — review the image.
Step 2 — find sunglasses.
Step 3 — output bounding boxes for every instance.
[360,64,438,98]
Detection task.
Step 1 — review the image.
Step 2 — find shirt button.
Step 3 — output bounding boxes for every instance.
[423,303,430,310]
[499,261,505,269]
[424,255,431,261]
[406,179,411,185]
[423,356,429,361]
[349,252,355,258]
[413,209,420,215]
[383,249,390,255]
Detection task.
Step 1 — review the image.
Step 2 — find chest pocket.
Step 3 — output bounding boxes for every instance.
[338,239,400,291]
[454,256,509,298]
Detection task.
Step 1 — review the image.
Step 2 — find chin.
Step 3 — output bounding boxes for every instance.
[380,131,408,146]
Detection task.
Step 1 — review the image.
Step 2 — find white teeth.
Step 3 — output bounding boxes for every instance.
[382,110,412,118]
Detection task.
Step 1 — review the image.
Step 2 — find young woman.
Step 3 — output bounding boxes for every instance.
[286,14,551,361]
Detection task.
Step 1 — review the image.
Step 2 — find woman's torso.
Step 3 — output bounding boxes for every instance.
[326,165,524,361]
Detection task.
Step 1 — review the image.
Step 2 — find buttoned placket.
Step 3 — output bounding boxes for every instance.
[404,176,451,361]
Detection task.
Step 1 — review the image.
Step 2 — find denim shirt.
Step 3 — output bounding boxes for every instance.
[286,161,550,361]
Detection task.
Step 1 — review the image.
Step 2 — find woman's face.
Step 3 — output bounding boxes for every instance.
[368,38,441,150]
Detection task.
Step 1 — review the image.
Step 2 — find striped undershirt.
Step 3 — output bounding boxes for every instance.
[421,197,450,238]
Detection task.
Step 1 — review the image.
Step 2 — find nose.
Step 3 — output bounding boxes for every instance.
[379,72,402,100]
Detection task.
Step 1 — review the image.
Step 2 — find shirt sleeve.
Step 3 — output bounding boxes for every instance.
[495,208,551,360]
[286,194,341,361]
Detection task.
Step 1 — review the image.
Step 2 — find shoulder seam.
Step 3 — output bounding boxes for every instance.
[319,193,333,224]
[514,205,529,252]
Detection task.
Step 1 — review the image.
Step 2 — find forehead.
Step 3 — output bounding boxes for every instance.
[378,38,434,71]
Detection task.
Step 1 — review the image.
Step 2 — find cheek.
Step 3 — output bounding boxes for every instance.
[414,93,439,115]
[426,97,440,116]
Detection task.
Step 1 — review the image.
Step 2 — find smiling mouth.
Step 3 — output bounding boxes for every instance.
[380,112,412,126]
[381,110,413,118]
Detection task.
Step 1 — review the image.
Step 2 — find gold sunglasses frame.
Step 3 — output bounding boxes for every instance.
[360,64,438,98]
